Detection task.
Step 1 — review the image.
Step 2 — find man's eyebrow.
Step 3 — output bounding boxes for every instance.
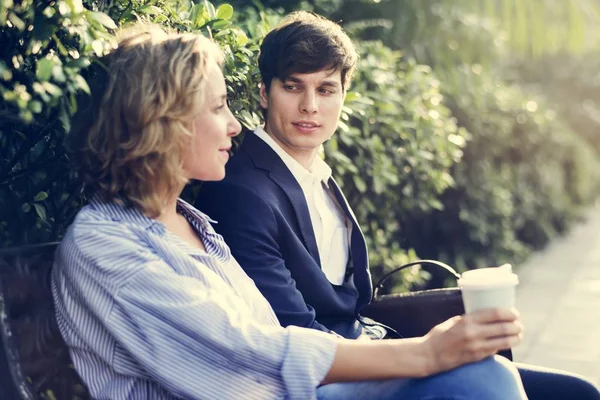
[320,80,340,88]
[282,76,304,84]
[282,76,341,88]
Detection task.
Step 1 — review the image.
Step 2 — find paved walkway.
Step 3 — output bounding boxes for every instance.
[513,204,600,386]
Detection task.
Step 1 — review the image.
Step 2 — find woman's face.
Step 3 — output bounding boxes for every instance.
[183,62,242,181]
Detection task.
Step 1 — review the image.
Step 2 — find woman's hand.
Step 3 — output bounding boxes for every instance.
[422,308,523,375]
[323,308,523,384]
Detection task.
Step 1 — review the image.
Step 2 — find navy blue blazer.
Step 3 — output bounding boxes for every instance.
[196,131,373,338]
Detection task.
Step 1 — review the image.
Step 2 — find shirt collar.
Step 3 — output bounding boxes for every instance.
[253,126,332,187]
[311,156,332,187]
[88,195,217,235]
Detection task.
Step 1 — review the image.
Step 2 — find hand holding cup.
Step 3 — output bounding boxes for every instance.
[421,264,522,375]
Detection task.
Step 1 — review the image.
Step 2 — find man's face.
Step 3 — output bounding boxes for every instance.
[260,69,345,167]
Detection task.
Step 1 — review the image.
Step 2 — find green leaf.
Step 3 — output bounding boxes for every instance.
[235,29,248,46]
[45,389,58,400]
[19,109,33,123]
[33,204,47,221]
[205,1,216,19]
[74,74,90,94]
[190,5,206,28]
[7,12,25,31]
[34,191,48,202]
[216,4,233,20]
[3,0,13,7]
[59,102,71,131]
[51,64,66,82]
[0,0,14,22]
[87,11,116,30]
[65,0,84,14]
[65,58,90,69]
[42,82,62,96]
[52,34,68,56]
[21,203,31,213]
[0,61,12,80]
[353,176,367,193]
[212,20,230,30]
[28,100,42,113]
[139,5,162,15]
[91,40,105,56]
[70,92,78,113]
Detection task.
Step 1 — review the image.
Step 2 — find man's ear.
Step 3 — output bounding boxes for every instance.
[259,82,269,110]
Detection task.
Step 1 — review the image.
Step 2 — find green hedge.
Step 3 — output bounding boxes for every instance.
[0,0,115,246]
[322,0,600,274]
[325,41,468,289]
[403,68,599,270]
[2,0,598,294]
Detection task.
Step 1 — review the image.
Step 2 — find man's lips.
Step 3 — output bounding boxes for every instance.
[292,121,320,132]
[293,121,320,128]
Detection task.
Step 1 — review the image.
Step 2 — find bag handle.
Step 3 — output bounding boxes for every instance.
[373,259,461,299]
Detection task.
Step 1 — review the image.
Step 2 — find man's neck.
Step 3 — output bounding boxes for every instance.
[262,127,318,171]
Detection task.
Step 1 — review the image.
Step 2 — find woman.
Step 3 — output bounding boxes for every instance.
[52,23,528,399]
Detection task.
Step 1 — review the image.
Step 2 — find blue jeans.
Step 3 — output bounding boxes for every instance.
[515,362,600,400]
[317,355,527,400]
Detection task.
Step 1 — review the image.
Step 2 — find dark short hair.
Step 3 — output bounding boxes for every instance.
[258,11,358,92]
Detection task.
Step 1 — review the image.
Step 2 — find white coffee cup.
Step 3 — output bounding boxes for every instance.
[458,264,519,313]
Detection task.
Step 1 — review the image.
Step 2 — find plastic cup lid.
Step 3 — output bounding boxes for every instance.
[458,265,519,289]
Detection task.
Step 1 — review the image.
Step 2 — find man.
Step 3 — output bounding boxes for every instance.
[197,11,377,339]
[196,11,599,399]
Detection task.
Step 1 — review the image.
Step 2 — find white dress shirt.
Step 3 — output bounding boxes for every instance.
[254,127,351,285]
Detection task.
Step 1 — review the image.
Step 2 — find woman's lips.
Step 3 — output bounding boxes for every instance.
[219,147,231,160]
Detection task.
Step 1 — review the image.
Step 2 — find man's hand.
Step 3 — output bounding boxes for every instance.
[422,308,523,375]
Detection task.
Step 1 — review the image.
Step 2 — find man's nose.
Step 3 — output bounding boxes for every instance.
[300,92,318,114]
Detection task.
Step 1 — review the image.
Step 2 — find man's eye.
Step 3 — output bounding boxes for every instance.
[284,85,298,91]
[319,88,333,95]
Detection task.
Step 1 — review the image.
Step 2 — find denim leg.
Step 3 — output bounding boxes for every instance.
[317,355,527,400]
[515,362,600,400]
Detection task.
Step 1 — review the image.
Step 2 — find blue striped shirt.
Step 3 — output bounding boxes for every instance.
[51,198,337,399]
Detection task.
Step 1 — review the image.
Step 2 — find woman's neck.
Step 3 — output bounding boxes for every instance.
[156,194,181,226]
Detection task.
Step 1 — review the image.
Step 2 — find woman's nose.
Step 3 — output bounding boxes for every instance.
[228,114,242,137]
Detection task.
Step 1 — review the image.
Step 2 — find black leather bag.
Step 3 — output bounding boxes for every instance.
[361,260,512,360]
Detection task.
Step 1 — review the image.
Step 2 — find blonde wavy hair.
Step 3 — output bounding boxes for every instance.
[74,24,224,218]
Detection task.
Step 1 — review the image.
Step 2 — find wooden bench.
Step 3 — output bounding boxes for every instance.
[0,243,510,399]
[0,243,89,400]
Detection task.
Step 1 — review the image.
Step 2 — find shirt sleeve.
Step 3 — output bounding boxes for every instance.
[94,237,337,400]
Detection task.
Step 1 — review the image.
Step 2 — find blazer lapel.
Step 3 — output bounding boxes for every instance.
[241,132,321,265]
